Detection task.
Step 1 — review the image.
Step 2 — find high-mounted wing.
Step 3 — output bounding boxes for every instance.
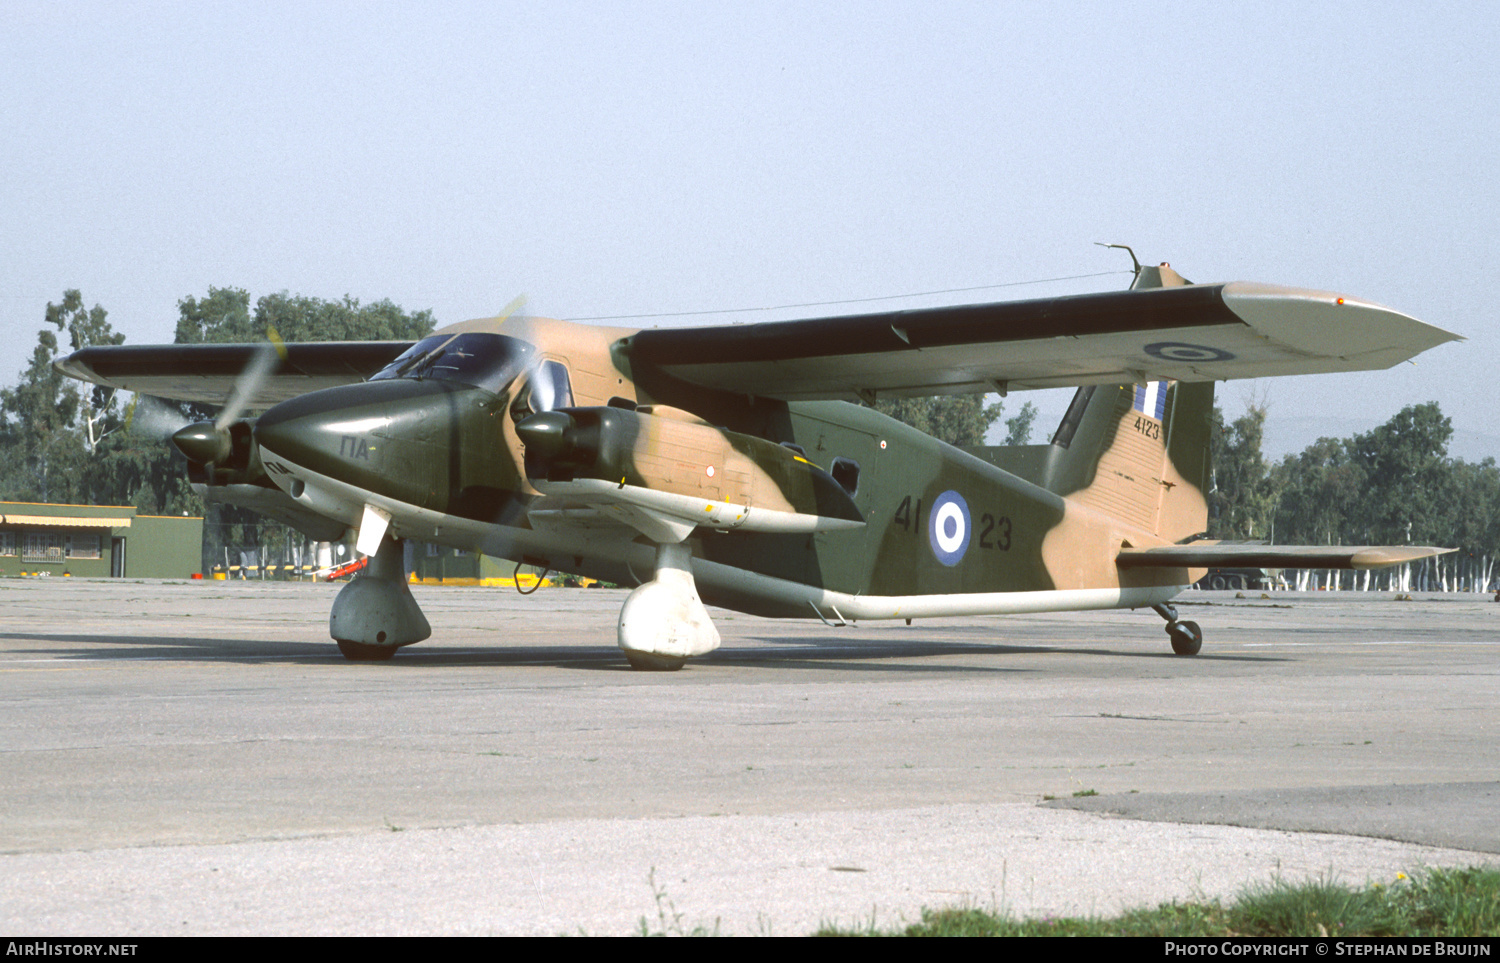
[622,283,1459,402]
[55,342,413,407]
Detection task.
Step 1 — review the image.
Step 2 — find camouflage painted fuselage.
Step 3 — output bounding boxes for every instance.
[252,313,1208,622]
[53,265,1460,663]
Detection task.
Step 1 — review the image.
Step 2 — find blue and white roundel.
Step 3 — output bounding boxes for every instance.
[927,490,971,567]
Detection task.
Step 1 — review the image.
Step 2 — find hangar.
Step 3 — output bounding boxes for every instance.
[0,501,202,579]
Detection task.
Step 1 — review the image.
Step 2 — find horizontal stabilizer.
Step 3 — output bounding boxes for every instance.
[1117,544,1455,571]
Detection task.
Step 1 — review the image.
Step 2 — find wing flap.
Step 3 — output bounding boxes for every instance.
[624,282,1458,401]
[55,342,413,407]
[1117,544,1455,571]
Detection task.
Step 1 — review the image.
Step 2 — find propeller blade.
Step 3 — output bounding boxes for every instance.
[127,394,192,441]
[495,294,527,323]
[215,325,289,430]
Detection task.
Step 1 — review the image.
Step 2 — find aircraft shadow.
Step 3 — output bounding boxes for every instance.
[0,631,356,664]
[0,630,1287,671]
[707,636,1286,669]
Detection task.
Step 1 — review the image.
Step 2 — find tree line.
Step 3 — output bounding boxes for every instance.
[1210,402,1498,591]
[0,289,433,573]
[875,395,1039,447]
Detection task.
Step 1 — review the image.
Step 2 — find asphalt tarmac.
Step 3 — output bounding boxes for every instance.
[1,579,1496,935]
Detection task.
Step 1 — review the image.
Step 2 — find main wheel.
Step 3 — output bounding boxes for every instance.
[623,651,687,671]
[336,639,399,661]
[1168,620,1203,656]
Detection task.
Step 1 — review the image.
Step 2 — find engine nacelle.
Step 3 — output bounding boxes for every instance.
[175,419,271,488]
[175,418,347,541]
[516,405,863,536]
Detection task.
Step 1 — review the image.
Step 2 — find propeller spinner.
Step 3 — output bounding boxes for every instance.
[170,327,287,474]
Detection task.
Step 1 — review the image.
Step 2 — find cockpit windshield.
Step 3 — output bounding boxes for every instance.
[369,332,535,395]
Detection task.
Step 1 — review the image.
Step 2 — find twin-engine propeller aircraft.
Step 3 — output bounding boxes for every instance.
[58,260,1458,668]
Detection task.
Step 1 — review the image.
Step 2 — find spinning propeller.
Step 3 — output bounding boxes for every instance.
[123,393,192,442]
[171,328,288,473]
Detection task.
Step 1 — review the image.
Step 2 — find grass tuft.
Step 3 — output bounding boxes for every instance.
[813,866,1500,937]
[636,869,721,937]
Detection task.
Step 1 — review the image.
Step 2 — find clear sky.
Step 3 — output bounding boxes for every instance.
[4,1,1495,457]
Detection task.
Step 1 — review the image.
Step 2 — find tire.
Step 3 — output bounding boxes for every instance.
[1168,620,1203,656]
[623,651,687,671]
[336,639,399,661]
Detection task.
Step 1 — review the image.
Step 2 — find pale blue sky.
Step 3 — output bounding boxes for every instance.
[4,1,1495,456]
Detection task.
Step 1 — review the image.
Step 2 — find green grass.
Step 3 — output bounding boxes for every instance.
[636,869,722,937]
[813,867,1500,937]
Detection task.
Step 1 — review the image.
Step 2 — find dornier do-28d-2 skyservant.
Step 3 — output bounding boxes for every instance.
[58,259,1459,669]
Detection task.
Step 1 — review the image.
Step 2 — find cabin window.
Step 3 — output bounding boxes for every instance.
[533,360,574,411]
[1050,386,1096,450]
[830,457,860,495]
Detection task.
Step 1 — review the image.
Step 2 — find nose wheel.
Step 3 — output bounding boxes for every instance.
[329,534,431,660]
[1152,603,1203,656]
[336,639,399,661]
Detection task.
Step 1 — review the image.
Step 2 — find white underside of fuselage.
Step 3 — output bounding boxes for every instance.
[259,445,1186,623]
[711,569,1184,622]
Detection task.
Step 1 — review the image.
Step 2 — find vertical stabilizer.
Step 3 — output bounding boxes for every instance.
[1041,379,1213,542]
[1129,261,1191,290]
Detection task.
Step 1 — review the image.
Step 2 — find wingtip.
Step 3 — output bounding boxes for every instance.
[1350,546,1457,569]
[53,350,103,387]
[1221,282,1462,363]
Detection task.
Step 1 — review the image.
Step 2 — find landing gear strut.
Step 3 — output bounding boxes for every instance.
[1152,602,1203,656]
[329,535,431,660]
[617,542,721,671]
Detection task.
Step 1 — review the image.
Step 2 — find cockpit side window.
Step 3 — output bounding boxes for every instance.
[534,360,575,411]
[510,360,575,420]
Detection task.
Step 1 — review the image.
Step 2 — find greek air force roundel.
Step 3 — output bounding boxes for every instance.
[928,490,971,567]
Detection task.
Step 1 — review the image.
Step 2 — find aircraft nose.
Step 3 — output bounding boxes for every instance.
[254,381,409,474]
[255,380,518,517]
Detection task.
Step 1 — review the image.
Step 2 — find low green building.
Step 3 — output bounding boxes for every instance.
[0,502,203,579]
